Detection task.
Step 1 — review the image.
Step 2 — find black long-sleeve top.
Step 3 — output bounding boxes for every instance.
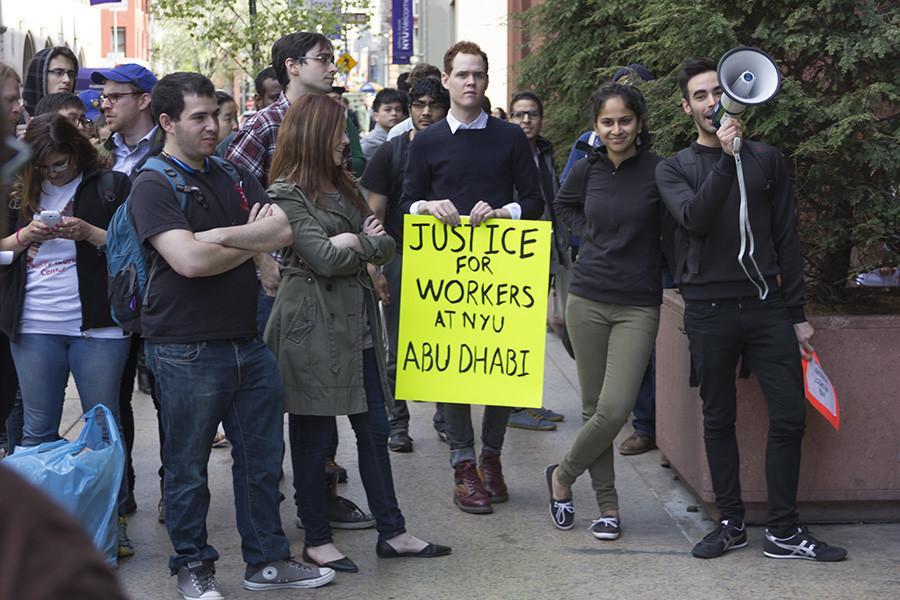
[399,117,544,220]
[655,141,806,322]
[553,147,663,306]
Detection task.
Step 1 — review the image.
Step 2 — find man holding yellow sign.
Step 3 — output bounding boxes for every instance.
[398,41,546,515]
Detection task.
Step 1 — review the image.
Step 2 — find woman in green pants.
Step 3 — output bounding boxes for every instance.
[546,83,663,540]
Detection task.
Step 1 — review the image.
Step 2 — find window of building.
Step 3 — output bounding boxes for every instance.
[111,27,126,53]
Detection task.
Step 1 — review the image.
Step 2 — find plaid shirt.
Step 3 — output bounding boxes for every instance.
[225,93,290,186]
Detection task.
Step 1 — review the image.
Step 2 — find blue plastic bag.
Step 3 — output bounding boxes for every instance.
[4,404,125,565]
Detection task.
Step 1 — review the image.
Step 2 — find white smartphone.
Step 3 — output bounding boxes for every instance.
[40,210,62,228]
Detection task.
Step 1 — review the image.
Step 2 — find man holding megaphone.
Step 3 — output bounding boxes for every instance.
[656,55,847,562]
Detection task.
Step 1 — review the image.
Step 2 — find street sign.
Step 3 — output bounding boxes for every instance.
[343,13,369,25]
[336,53,358,72]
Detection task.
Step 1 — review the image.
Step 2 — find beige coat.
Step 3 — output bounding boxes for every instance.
[264,180,395,416]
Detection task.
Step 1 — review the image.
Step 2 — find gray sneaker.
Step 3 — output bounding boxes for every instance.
[176,561,223,600]
[243,559,335,591]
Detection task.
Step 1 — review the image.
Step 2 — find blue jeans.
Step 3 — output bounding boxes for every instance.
[444,404,511,467]
[289,349,406,547]
[11,333,130,510]
[11,334,130,446]
[145,337,290,574]
[631,349,656,438]
[256,283,276,336]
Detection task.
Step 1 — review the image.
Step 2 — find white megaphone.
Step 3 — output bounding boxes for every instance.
[712,46,781,129]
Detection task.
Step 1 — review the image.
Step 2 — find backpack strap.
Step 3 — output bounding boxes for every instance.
[95,170,120,219]
[673,147,699,191]
[209,155,242,186]
[137,156,191,210]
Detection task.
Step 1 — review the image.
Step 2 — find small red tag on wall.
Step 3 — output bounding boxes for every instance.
[802,352,840,430]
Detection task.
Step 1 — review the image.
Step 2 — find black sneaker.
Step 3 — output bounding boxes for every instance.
[589,516,620,540]
[545,464,574,530]
[692,519,748,558]
[763,527,847,562]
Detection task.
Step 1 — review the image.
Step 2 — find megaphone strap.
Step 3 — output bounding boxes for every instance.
[733,139,770,300]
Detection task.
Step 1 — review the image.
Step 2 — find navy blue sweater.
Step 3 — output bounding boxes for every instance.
[400,117,544,220]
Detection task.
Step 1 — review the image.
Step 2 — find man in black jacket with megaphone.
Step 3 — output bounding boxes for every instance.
[656,57,847,562]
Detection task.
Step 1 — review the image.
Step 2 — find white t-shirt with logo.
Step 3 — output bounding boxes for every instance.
[19,174,125,339]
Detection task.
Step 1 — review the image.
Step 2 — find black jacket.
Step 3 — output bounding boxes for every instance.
[655,141,806,322]
[554,146,663,306]
[0,169,131,340]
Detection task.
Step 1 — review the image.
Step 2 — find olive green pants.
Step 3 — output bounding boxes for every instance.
[557,293,660,512]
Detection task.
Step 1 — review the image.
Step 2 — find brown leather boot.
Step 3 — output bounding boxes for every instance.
[453,460,493,514]
[478,453,509,503]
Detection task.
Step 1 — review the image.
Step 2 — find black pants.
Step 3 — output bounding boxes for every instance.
[684,295,806,532]
[0,333,18,446]
[119,335,165,491]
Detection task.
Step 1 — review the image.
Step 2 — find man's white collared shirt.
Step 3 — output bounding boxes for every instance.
[112,126,158,175]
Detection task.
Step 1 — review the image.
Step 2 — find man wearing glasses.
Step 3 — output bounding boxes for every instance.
[92,64,160,176]
[33,92,94,135]
[227,31,375,531]
[92,63,162,522]
[22,47,79,118]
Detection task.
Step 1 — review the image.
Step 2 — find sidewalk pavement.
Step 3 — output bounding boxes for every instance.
[58,334,899,599]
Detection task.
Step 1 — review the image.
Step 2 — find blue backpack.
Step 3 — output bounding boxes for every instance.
[106,155,240,333]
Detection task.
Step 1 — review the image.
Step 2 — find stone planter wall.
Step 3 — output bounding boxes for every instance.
[656,290,900,522]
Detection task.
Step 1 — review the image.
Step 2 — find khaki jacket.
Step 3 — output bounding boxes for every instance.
[264,180,395,416]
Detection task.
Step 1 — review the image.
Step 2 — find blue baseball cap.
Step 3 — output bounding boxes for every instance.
[79,89,102,121]
[91,63,158,93]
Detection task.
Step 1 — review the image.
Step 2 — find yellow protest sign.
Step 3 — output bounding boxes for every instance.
[336,53,358,72]
[395,215,551,408]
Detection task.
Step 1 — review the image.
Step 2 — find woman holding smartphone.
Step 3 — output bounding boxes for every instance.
[545,83,663,541]
[0,113,134,553]
[265,95,450,573]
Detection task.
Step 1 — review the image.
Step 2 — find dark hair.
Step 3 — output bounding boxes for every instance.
[269,95,368,213]
[215,90,235,106]
[254,66,277,96]
[271,32,332,89]
[18,113,98,220]
[151,72,216,124]
[481,96,492,113]
[46,47,80,74]
[589,82,651,148]
[677,57,717,100]
[443,41,489,75]
[408,63,442,86]
[34,92,83,116]
[373,88,407,112]
[509,91,543,116]
[408,77,449,109]
[396,72,410,92]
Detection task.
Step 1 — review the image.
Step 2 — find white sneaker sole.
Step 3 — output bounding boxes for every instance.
[591,531,621,540]
[179,589,223,600]
[243,568,336,590]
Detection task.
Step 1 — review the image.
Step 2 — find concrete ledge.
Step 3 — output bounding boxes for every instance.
[656,290,900,523]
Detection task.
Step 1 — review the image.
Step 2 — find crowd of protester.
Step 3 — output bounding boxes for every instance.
[0,28,859,600]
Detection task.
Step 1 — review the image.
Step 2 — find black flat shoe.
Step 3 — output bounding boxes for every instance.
[302,548,359,573]
[545,464,574,530]
[376,539,452,559]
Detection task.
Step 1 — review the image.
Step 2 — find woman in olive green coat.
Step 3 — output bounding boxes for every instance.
[265,95,450,574]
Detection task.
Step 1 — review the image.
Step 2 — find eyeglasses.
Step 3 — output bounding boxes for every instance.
[410,101,444,110]
[67,115,94,129]
[37,156,71,176]
[98,91,144,105]
[48,68,77,80]
[510,110,541,120]
[297,54,336,66]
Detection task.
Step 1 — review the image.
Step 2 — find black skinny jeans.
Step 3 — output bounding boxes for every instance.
[684,295,806,532]
[289,349,406,547]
